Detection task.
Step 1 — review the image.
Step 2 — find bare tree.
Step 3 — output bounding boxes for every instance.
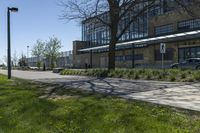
[18,53,27,67]
[60,0,200,70]
[12,50,18,67]
[3,56,7,66]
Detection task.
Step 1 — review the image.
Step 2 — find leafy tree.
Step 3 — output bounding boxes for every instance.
[60,0,200,70]
[31,40,45,69]
[44,37,62,69]
[36,61,42,69]
[32,40,45,58]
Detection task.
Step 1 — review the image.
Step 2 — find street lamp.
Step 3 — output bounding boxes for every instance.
[7,7,18,79]
[27,46,29,58]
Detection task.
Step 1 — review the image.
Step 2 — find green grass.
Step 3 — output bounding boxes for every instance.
[61,68,200,82]
[0,74,200,133]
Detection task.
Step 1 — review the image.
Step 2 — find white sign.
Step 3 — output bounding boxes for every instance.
[160,43,166,54]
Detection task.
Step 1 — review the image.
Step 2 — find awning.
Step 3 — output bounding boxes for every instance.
[79,30,200,52]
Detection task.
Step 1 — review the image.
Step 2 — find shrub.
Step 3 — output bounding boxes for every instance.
[158,74,164,80]
[192,71,200,81]
[152,70,160,76]
[181,73,186,79]
[170,75,176,82]
[95,69,108,77]
[60,68,200,82]
[138,69,145,75]
[187,78,194,82]
[145,70,153,80]
[112,69,123,78]
[107,70,114,77]
[60,69,84,75]
[134,74,139,80]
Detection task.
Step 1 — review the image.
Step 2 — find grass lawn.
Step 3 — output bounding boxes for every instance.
[0,75,200,133]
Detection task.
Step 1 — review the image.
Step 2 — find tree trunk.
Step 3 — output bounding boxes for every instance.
[108,22,118,71]
[51,57,54,69]
[107,0,120,71]
[108,41,116,71]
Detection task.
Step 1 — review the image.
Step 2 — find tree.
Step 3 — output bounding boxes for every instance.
[60,0,200,70]
[32,40,45,58]
[32,40,45,68]
[18,53,27,67]
[12,50,18,67]
[3,56,7,66]
[44,37,62,69]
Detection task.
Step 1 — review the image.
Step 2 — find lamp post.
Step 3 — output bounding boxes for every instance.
[7,7,18,79]
[27,46,29,58]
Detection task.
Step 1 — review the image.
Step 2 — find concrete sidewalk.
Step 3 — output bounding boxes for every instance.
[0,70,200,111]
[127,84,200,111]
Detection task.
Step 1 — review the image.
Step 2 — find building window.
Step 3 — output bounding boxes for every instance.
[115,54,144,62]
[178,19,200,31]
[134,54,144,60]
[155,24,174,35]
[155,48,174,61]
[115,56,124,62]
[163,0,177,12]
[83,9,148,46]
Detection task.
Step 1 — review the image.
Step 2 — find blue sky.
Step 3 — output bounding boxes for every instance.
[0,0,81,64]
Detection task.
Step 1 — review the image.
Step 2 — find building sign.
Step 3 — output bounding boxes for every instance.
[160,43,166,54]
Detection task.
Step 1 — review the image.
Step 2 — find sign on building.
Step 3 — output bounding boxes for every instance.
[160,43,166,54]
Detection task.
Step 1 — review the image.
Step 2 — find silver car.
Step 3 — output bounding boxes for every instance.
[171,58,200,69]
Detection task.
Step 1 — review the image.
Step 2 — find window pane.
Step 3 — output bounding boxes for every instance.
[178,19,200,31]
[155,24,174,35]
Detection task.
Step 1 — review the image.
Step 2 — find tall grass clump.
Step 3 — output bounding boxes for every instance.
[60,68,200,82]
[192,71,200,81]
[87,69,108,77]
[143,69,153,80]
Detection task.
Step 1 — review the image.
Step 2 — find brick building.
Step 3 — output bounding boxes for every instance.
[73,1,200,68]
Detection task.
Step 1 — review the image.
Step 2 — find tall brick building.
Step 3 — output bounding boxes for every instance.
[73,0,200,68]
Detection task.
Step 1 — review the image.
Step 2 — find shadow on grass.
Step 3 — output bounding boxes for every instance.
[35,77,188,101]
[0,74,200,133]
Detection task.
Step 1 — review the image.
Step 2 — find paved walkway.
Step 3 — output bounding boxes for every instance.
[0,70,200,111]
[128,84,200,111]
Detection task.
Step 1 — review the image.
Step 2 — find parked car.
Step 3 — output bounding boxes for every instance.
[170,58,200,69]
